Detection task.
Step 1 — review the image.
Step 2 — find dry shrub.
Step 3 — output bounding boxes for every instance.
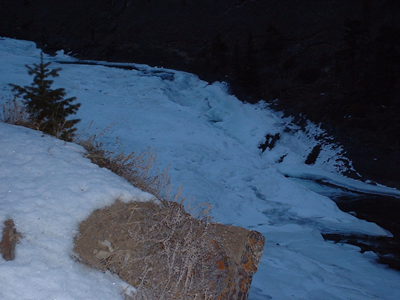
[74,200,222,300]
[78,133,171,199]
[0,97,39,129]
[77,130,212,219]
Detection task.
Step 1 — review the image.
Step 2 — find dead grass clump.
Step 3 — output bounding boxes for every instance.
[78,134,171,199]
[0,97,39,129]
[74,199,223,300]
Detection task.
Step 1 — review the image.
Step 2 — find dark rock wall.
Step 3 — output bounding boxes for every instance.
[1,0,400,187]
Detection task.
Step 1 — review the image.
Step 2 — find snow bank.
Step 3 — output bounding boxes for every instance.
[0,122,152,299]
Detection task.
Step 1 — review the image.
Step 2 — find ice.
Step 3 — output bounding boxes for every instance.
[278,164,400,197]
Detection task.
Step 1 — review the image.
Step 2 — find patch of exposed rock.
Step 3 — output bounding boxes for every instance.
[0,219,19,261]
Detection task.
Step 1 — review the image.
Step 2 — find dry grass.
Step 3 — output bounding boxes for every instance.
[0,97,39,129]
[0,97,75,141]
[77,132,172,200]
[74,200,222,300]
[77,130,212,219]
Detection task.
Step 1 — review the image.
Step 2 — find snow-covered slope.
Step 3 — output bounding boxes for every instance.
[1,37,400,299]
[0,123,152,299]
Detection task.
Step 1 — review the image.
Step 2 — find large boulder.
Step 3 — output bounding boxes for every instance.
[74,199,265,299]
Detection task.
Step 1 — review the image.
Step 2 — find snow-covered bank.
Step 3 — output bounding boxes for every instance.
[0,123,152,299]
[1,37,400,299]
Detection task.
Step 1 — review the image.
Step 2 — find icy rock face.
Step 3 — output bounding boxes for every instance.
[74,200,265,299]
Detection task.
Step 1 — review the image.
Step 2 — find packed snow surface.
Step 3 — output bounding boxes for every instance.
[1,37,400,299]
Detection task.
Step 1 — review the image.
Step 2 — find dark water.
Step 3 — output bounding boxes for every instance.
[325,193,400,271]
[291,178,400,271]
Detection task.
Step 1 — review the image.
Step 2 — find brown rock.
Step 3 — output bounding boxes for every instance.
[74,199,265,299]
[0,219,19,261]
[211,224,265,300]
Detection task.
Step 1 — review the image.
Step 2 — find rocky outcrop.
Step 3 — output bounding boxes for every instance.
[212,225,265,299]
[74,199,265,299]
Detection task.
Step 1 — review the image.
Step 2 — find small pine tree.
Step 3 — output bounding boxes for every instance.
[9,53,81,141]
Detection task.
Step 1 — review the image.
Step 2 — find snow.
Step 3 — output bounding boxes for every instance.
[278,164,400,197]
[0,123,153,299]
[1,37,400,299]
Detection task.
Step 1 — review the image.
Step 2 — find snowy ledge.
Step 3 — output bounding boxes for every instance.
[277,164,400,198]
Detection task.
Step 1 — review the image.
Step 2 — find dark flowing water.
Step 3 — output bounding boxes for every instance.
[325,193,400,271]
[291,178,400,271]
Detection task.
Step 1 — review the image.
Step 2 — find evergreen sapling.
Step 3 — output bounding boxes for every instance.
[9,53,81,141]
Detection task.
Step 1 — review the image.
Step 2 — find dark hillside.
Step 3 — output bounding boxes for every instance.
[1,0,400,187]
